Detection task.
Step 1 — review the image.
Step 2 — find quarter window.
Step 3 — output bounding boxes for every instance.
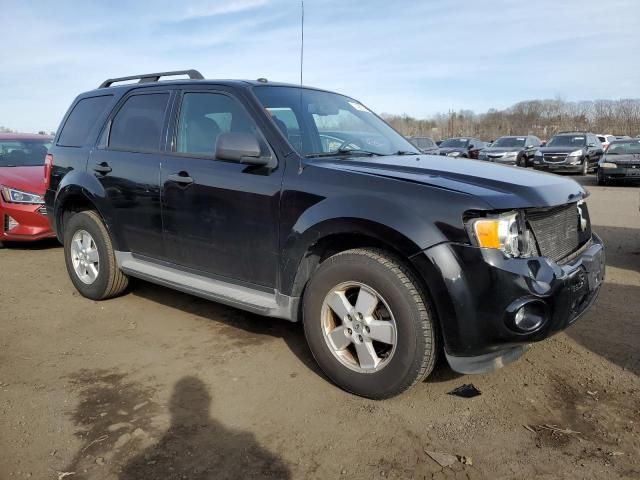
[58,95,113,147]
[109,93,169,152]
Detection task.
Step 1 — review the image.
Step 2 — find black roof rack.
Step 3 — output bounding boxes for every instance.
[99,69,204,88]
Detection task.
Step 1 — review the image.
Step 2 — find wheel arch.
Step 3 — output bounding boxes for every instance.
[53,172,117,248]
[284,218,426,300]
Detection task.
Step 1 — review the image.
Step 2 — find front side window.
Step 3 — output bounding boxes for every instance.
[176,92,267,157]
[0,139,51,167]
[254,86,418,157]
[109,93,169,152]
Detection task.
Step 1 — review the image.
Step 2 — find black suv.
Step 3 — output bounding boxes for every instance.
[45,70,605,399]
[478,135,542,167]
[533,132,603,175]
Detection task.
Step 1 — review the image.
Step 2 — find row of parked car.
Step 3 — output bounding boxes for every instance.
[408,133,640,182]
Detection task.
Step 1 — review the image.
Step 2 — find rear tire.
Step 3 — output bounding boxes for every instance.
[63,210,128,300]
[303,248,438,399]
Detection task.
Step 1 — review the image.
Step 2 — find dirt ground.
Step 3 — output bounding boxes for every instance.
[1,176,639,480]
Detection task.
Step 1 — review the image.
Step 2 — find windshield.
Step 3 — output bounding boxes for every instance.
[440,138,469,148]
[253,86,418,157]
[492,137,526,148]
[607,140,640,155]
[0,139,51,167]
[411,137,435,149]
[546,135,586,147]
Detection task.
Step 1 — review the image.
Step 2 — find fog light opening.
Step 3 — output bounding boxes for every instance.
[4,215,19,232]
[513,302,546,332]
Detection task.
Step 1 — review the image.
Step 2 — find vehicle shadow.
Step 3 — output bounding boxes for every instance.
[591,225,640,271]
[120,376,292,480]
[566,224,639,375]
[131,282,325,380]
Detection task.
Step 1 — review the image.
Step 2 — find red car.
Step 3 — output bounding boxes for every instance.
[0,133,55,247]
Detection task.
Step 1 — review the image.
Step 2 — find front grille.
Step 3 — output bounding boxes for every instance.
[543,153,567,163]
[526,203,587,263]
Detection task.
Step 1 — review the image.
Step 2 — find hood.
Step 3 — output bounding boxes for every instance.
[0,166,46,195]
[310,154,586,209]
[604,153,640,164]
[483,146,522,154]
[538,146,584,154]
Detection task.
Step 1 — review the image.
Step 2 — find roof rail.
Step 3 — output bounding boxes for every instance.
[98,69,204,88]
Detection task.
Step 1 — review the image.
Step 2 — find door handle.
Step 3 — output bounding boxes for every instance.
[94,162,112,174]
[167,172,194,185]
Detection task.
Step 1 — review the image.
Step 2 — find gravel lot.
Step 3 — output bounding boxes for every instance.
[1,175,639,480]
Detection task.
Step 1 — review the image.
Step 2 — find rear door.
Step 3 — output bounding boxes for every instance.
[90,88,173,259]
[160,88,283,288]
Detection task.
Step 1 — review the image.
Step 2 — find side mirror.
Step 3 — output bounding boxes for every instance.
[215,132,269,166]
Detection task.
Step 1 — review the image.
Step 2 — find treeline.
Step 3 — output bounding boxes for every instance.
[382,98,640,141]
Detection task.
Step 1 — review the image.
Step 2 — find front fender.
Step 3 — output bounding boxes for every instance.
[280,194,450,296]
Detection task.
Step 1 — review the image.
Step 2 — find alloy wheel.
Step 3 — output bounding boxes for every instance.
[70,229,100,285]
[321,281,397,372]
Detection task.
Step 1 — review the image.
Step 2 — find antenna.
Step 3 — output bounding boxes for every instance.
[300,0,304,88]
[298,0,305,173]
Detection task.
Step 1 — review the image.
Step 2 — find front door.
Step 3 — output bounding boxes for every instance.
[160,89,283,288]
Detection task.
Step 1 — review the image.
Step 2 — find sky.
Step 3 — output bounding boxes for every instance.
[1,0,639,133]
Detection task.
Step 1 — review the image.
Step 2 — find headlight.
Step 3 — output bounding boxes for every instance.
[467,211,536,258]
[0,186,44,204]
[567,149,583,157]
[447,151,461,157]
[600,162,617,168]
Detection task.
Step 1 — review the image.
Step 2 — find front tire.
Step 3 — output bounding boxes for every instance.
[63,210,128,300]
[580,159,588,176]
[303,248,438,399]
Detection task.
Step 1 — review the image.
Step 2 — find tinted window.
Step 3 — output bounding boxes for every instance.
[109,93,169,152]
[58,95,113,147]
[176,92,265,157]
[0,139,52,167]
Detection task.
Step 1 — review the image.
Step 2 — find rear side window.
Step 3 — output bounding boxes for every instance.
[57,95,113,147]
[109,93,170,152]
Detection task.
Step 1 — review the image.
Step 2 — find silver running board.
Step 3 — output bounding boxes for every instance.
[115,252,299,321]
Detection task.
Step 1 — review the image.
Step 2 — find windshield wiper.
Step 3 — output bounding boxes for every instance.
[391,150,419,156]
[305,148,383,158]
